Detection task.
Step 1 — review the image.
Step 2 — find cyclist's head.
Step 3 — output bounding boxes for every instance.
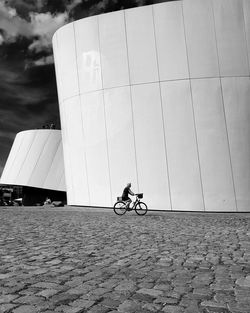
[127,183,131,188]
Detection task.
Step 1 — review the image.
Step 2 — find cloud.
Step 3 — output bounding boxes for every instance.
[0,2,33,40]
[32,55,54,66]
[0,2,68,54]
[5,0,45,18]
[28,11,68,53]
[0,33,4,45]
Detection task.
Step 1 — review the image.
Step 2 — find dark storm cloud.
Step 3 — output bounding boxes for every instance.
[0,37,60,172]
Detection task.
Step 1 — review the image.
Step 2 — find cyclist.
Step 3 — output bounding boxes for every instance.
[122,183,135,209]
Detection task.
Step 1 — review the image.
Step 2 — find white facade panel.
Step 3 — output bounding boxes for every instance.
[161,80,203,211]
[59,105,76,203]
[16,132,50,185]
[131,83,171,210]
[28,132,61,187]
[222,77,250,211]
[0,130,65,192]
[81,91,111,207]
[74,16,102,93]
[7,131,37,183]
[56,24,79,100]
[52,34,63,105]
[183,0,219,78]
[43,142,65,191]
[58,172,66,191]
[62,97,90,205]
[99,11,129,89]
[192,78,236,211]
[125,6,158,84]
[0,132,24,184]
[104,86,138,201]
[213,0,249,76]
[153,1,189,80]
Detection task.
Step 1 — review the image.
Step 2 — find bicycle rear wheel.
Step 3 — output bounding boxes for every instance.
[114,201,127,215]
[135,202,148,215]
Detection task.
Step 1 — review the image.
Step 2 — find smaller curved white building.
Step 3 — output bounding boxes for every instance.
[0,129,66,192]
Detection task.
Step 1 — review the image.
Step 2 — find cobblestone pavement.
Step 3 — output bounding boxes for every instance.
[1,207,250,313]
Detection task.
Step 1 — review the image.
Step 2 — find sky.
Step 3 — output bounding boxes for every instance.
[0,0,173,176]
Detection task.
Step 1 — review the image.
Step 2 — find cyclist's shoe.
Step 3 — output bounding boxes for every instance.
[126,207,133,211]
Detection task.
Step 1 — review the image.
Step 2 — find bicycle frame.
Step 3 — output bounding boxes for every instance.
[125,195,140,210]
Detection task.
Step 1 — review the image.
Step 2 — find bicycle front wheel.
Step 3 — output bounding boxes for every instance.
[135,202,148,216]
[114,201,127,215]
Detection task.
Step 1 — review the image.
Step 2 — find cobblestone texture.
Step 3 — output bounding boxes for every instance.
[1,207,250,312]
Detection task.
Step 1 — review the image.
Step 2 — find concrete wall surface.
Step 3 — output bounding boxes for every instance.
[0,130,66,192]
[53,0,250,211]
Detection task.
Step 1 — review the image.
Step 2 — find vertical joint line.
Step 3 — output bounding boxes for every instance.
[16,131,38,182]
[97,16,113,205]
[123,10,140,193]
[211,1,238,212]
[73,22,91,204]
[7,134,25,179]
[61,106,75,203]
[27,131,50,186]
[43,138,61,189]
[241,1,250,76]
[56,33,75,204]
[152,6,173,211]
[181,2,206,212]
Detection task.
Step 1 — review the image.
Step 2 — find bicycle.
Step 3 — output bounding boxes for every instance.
[113,193,148,216]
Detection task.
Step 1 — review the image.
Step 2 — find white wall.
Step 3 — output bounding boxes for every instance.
[0,130,66,192]
[53,0,250,211]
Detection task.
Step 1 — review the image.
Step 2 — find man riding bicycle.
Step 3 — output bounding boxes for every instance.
[122,183,134,209]
[114,184,148,216]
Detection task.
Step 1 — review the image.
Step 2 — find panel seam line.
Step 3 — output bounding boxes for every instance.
[123,9,140,193]
[211,0,238,212]
[181,1,206,212]
[97,15,113,206]
[152,5,173,211]
[73,22,91,204]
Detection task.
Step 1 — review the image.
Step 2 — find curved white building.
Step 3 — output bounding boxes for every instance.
[0,129,66,192]
[53,0,250,211]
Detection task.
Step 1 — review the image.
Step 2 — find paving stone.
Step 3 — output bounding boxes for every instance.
[12,305,39,313]
[227,301,250,313]
[153,284,171,291]
[131,292,155,302]
[137,288,163,297]
[36,288,59,298]
[200,300,228,310]
[184,303,202,313]
[0,303,17,313]
[13,295,44,305]
[235,276,250,288]
[154,297,178,305]
[69,299,95,308]
[162,305,184,313]
[31,282,59,289]
[115,280,136,292]
[49,293,79,306]
[0,294,19,303]
[87,304,112,313]
[117,300,142,313]
[100,298,121,308]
